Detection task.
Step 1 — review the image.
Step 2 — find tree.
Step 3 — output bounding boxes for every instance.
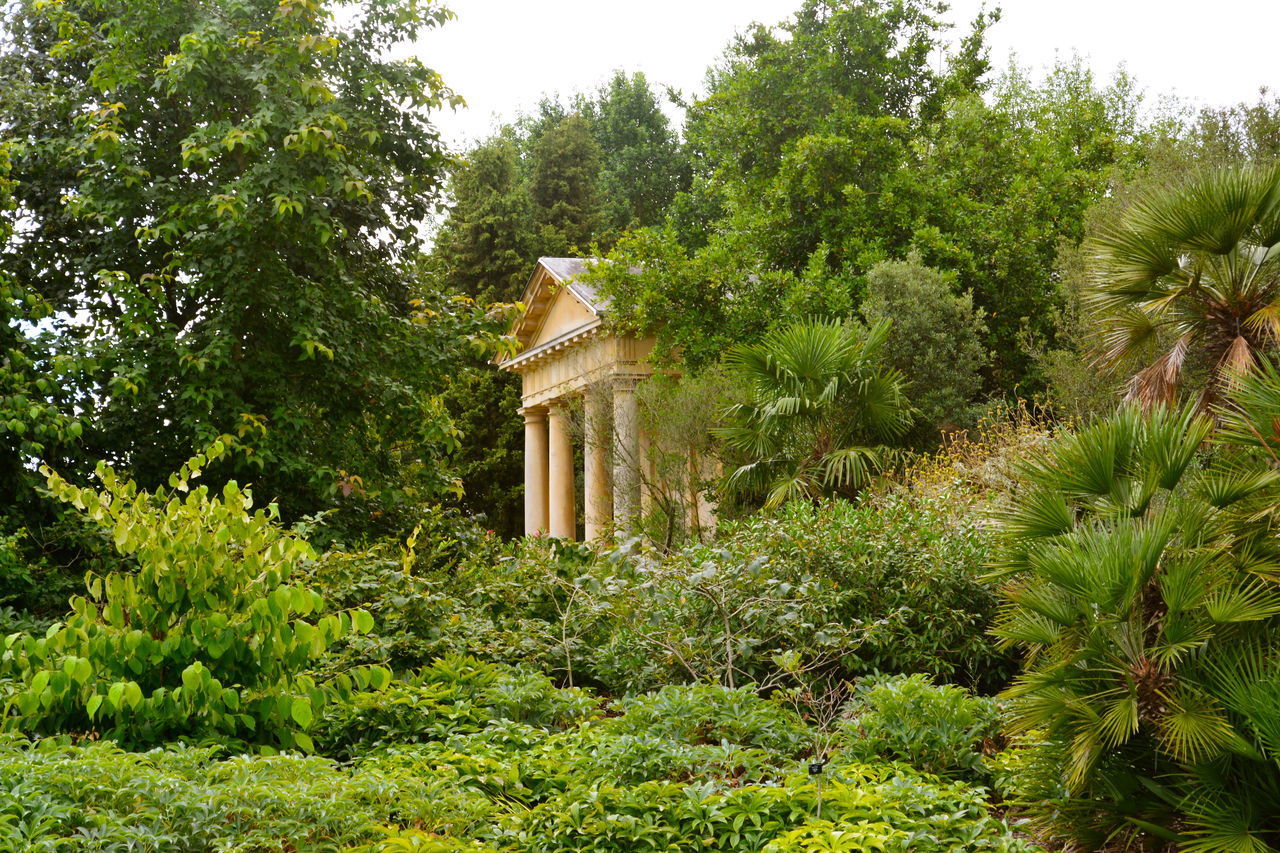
[717,318,912,508]
[431,135,534,305]
[1088,163,1280,408]
[592,17,1144,398]
[862,256,988,440]
[584,71,690,236]
[0,0,496,534]
[904,59,1147,388]
[992,403,1280,850]
[440,367,525,539]
[529,114,605,255]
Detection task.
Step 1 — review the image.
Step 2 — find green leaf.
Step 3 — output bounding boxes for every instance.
[290,697,313,729]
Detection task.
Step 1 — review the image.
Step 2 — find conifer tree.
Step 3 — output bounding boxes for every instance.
[433,136,534,304]
[586,72,689,235]
[530,115,605,255]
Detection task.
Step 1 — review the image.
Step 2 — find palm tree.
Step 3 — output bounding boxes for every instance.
[716,318,912,509]
[1089,163,1280,408]
[992,403,1280,850]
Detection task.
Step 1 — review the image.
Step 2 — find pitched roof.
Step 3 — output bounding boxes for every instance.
[526,257,607,312]
[505,258,606,360]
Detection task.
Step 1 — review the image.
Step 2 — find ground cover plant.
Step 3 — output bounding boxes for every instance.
[0,674,1039,853]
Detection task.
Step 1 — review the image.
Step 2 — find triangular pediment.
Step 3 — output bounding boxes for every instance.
[509,257,604,354]
[530,285,597,348]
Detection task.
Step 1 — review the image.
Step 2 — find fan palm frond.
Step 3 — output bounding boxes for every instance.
[717,318,912,507]
[1089,164,1280,407]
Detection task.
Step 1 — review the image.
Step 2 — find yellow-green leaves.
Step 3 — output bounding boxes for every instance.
[1,448,378,749]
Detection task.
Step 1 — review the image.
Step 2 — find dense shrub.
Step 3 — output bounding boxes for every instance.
[605,495,1011,692]
[318,656,600,758]
[606,685,811,754]
[314,489,1011,696]
[0,664,1040,853]
[299,466,1013,696]
[862,256,990,441]
[837,674,999,779]
[0,735,488,852]
[0,447,383,750]
[497,763,1036,853]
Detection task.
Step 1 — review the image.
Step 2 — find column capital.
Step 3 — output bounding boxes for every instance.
[520,406,548,423]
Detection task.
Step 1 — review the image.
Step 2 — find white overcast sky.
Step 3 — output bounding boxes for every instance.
[412,0,1278,151]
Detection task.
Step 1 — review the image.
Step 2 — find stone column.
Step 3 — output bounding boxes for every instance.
[583,391,612,542]
[612,379,641,528]
[547,402,576,540]
[523,407,549,536]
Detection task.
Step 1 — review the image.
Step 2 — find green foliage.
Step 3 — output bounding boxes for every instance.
[584,71,690,237]
[592,14,1144,394]
[862,257,989,440]
[497,762,1034,853]
[432,136,535,305]
[733,497,1011,691]
[0,649,1040,851]
[435,496,1005,694]
[718,319,913,508]
[0,0,504,534]
[609,685,810,755]
[530,115,605,255]
[0,445,384,749]
[0,735,498,852]
[318,655,601,758]
[992,403,1280,849]
[301,529,497,674]
[635,370,739,548]
[1088,162,1280,406]
[441,368,526,539]
[837,674,999,780]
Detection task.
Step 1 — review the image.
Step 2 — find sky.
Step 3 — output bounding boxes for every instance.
[412,0,1279,151]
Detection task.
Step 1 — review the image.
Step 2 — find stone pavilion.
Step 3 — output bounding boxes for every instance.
[497,257,714,541]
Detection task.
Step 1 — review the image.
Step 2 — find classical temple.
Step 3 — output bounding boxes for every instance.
[497,258,715,541]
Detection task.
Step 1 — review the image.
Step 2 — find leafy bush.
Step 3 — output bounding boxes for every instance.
[0,445,383,750]
[596,495,1010,692]
[862,256,990,441]
[306,489,1009,698]
[0,660,1038,852]
[606,685,810,755]
[302,540,483,673]
[0,735,489,852]
[318,656,600,758]
[837,674,999,779]
[497,763,1037,853]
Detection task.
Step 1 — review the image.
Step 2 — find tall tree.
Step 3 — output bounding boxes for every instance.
[530,114,605,255]
[585,71,689,236]
[432,136,534,304]
[0,0,499,533]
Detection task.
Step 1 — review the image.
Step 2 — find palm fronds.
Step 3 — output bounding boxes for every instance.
[717,318,912,508]
[992,399,1280,849]
[1089,163,1280,407]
